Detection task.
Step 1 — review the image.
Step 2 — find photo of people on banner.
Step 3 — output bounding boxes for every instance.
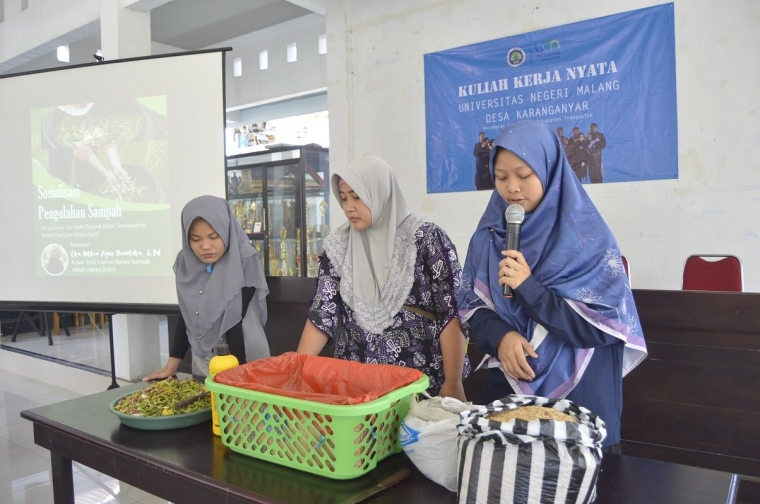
[425,4,677,193]
[475,123,606,188]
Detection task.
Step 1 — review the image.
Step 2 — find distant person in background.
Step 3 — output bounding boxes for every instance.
[474,133,494,190]
[297,156,470,400]
[473,132,487,189]
[143,195,270,379]
[567,132,590,182]
[231,172,241,195]
[556,126,567,145]
[571,126,581,143]
[475,136,494,190]
[228,174,236,195]
[587,123,607,184]
[474,131,486,156]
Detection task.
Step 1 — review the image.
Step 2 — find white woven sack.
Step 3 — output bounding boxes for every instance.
[400,394,476,491]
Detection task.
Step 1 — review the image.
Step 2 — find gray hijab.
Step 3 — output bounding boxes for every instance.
[174,195,268,359]
[325,156,423,333]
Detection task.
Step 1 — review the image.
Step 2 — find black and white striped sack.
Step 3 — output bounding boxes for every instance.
[456,395,606,504]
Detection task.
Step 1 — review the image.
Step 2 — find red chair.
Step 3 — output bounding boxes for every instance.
[682,255,743,292]
[621,255,630,283]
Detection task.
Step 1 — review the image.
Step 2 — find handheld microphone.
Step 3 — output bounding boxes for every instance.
[502,204,525,298]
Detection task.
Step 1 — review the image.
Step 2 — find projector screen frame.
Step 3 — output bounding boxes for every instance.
[0,47,230,81]
[0,48,231,315]
[0,300,180,315]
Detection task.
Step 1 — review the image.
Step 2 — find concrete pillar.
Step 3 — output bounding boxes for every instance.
[99,0,151,61]
[323,0,351,226]
[112,314,162,381]
[99,1,156,382]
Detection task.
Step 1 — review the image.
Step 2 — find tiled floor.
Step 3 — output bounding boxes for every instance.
[1,325,114,374]
[0,320,173,503]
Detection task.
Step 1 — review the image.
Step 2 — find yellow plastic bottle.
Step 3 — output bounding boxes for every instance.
[208,342,239,436]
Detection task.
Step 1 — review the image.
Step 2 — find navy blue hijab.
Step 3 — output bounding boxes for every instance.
[458,121,646,398]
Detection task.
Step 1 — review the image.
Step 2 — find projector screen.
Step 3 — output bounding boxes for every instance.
[0,50,227,312]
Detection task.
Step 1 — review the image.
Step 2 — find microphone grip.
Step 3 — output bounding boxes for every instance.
[502,223,522,298]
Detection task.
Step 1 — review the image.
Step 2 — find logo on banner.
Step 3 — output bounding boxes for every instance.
[534,39,561,61]
[506,47,527,67]
[535,39,561,52]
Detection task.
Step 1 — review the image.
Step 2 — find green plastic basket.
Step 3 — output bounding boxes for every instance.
[205,374,429,479]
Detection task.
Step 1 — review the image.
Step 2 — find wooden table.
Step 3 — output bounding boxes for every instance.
[21,384,739,504]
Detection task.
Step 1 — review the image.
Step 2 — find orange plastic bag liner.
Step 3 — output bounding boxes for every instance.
[213,352,423,405]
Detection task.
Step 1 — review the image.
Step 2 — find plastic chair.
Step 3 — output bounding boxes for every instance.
[682,255,743,292]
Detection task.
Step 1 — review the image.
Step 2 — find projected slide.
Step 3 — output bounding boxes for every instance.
[1,50,226,308]
[31,97,171,277]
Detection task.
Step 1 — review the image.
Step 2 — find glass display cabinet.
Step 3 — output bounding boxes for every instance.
[226,146,330,277]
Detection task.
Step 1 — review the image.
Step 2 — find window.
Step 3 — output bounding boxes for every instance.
[259,50,268,70]
[56,45,70,63]
[318,34,327,55]
[287,42,297,63]
[233,57,242,77]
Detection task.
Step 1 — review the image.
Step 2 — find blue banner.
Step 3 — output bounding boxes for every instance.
[424,4,677,193]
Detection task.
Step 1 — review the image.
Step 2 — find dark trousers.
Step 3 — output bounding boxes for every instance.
[588,157,603,184]
[475,163,494,190]
[572,162,588,182]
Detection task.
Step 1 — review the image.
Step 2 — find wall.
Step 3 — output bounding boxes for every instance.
[0,5,328,126]
[228,92,328,125]
[0,0,100,73]
[0,32,101,74]
[321,0,760,291]
[215,13,328,110]
[3,0,758,291]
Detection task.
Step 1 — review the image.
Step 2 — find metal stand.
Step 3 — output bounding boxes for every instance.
[40,312,54,345]
[52,312,71,338]
[106,314,119,390]
[11,311,50,344]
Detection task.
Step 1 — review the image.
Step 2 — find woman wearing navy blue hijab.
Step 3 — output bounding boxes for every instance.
[458,121,647,450]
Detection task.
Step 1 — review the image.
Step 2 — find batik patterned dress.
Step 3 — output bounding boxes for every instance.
[308,222,471,395]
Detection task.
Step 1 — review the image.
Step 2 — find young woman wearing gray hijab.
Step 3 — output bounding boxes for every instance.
[143,195,270,379]
[296,156,470,400]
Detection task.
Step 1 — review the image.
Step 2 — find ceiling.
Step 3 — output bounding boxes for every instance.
[0,0,317,74]
[150,0,314,50]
